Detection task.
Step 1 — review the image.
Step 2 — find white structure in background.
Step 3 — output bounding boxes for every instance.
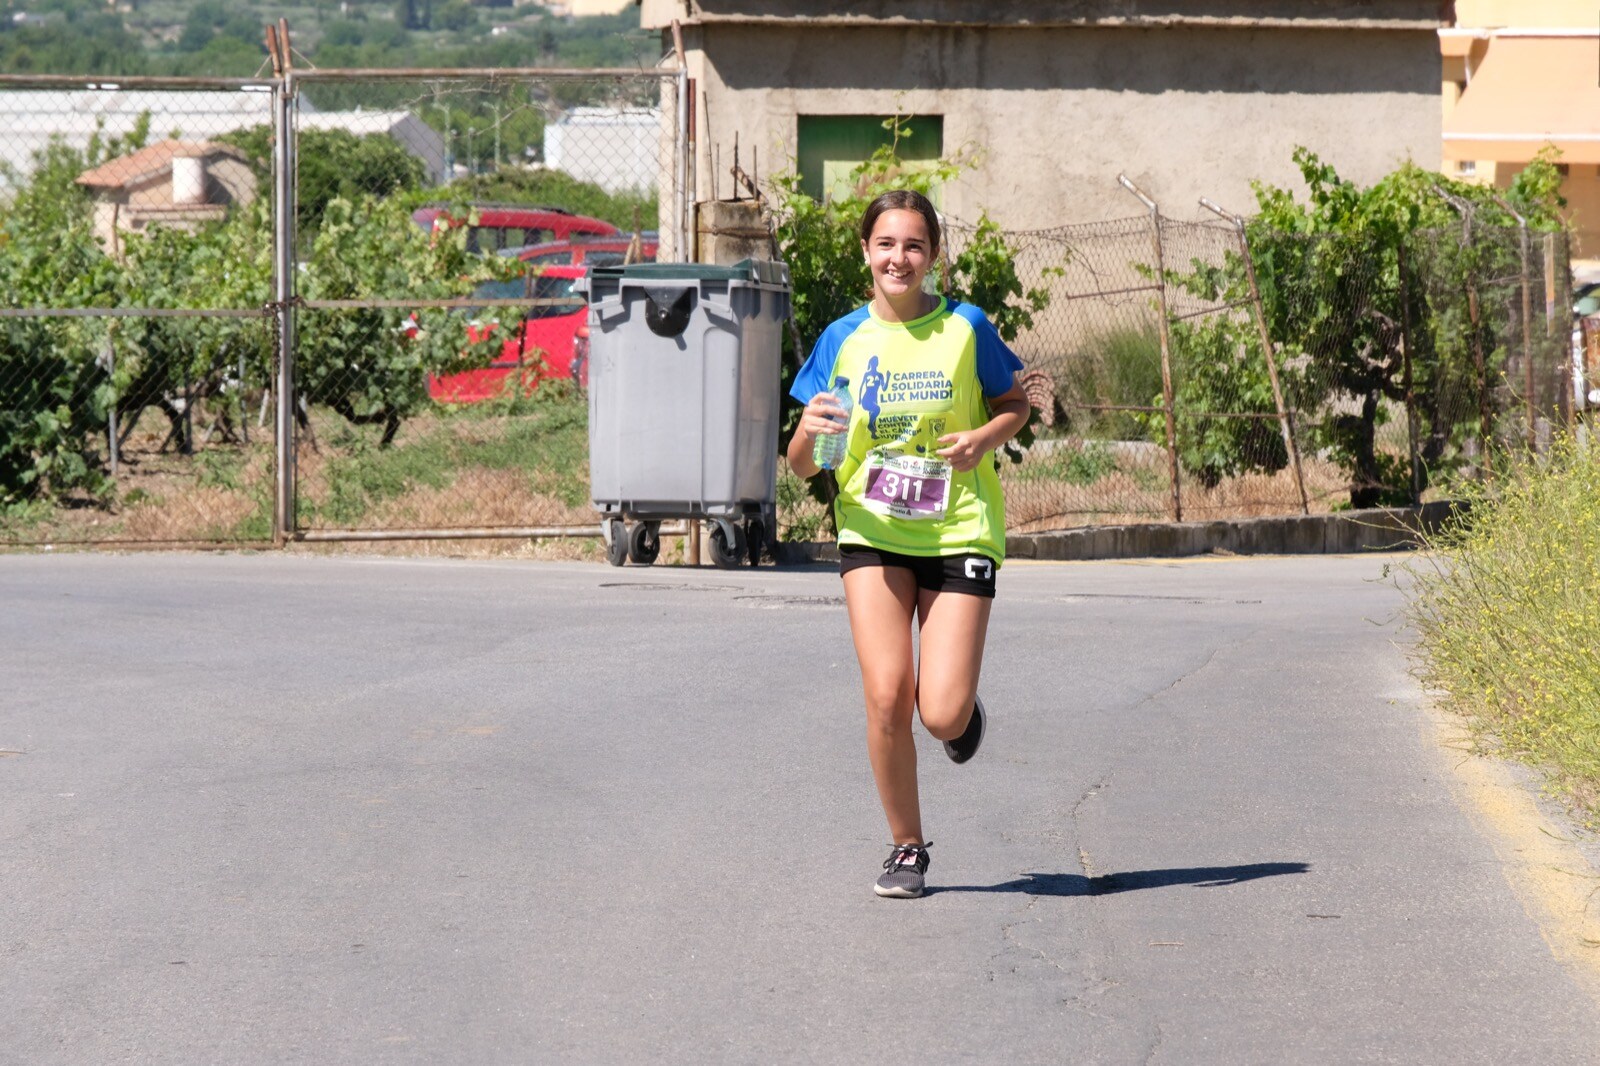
[543,107,661,193]
[0,89,448,189]
[295,110,448,184]
[537,0,634,14]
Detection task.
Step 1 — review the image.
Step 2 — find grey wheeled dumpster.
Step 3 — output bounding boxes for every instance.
[577,258,790,569]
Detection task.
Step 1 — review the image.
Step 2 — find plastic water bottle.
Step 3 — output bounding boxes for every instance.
[812,376,853,470]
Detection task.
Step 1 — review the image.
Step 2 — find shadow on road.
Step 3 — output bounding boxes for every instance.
[932,861,1311,897]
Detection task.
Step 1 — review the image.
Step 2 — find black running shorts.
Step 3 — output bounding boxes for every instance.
[838,544,998,599]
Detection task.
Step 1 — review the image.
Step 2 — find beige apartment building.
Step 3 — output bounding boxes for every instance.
[1442,0,1600,258]
[640,0,1444,238]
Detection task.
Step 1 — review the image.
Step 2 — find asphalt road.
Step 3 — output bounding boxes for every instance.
[3,552,1599,1064]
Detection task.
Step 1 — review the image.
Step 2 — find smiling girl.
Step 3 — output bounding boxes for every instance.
[787,189,1031,899]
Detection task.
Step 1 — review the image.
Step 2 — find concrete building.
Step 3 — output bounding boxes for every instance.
[76,139,257,258]
[0,90,447,190]
[1440,0,1599,259]
[639,0,1445,235]
[544,106,663,193]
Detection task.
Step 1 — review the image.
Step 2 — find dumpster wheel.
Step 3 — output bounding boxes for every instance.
[745,517,765,567]
[628,521,662,565]
[603,519,629,567]
[708,520,746,570]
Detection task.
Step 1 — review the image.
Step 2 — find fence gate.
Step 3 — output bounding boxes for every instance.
[281,66,687,545]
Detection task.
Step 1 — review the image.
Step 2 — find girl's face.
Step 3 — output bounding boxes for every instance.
[862,208,934,307]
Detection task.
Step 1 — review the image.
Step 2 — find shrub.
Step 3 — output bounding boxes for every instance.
[1402,436,1600,822]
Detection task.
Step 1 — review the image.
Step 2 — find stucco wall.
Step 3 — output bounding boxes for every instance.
[1453,0,1596,28]
[688,23,1441,227]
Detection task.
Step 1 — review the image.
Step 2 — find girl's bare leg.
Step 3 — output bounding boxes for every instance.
[914,588,992,741]
[843,566,923,844]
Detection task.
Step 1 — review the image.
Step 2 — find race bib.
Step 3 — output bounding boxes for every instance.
[862,453,950,520]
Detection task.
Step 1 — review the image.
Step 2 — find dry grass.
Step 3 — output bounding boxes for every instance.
[1002,443,1361,533]
[1400,436,1600,825]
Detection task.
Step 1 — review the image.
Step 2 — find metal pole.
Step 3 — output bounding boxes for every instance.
[1463,232,1493,476]
[1561,229,1580,427]
[673,20,690,264]
[105,328,118,478]
[1519,220,1536,448]
[273,75,297,547]
[1432,181,1494,475]
[1490,195,1536,450]
[1121,175,1182,521]
[1544,230,1558,336]
[1397,241,1423,505]
[1200,197,1309,514]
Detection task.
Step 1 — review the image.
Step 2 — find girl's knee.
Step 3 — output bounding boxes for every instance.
[863,683,914,734]
[918,693,973,741]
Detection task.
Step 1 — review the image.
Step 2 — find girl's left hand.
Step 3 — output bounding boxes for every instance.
[935,431,988,472]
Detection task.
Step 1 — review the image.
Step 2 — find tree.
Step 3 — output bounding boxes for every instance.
[0,133,135,504]
[294,195,509,445]
[219,126,428,239]
[1145,148,1566,507]
[434,0,476,32]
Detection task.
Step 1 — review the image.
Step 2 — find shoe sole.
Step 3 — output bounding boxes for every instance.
[874,883,924,898]
[944,697,985,764]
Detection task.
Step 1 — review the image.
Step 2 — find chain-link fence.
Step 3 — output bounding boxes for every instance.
[0,65,685,547]
[931,203,1577,537]
[0,78,281,547]
[285,69,681,543]
[0,66,1577,549]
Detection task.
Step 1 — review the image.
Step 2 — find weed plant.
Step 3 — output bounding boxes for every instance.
[1009,441,1121,487]
[1059,324,1163,442]
[1402,434,1600,822]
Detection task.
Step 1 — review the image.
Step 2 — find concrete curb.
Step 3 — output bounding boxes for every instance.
[772,501,1465,565]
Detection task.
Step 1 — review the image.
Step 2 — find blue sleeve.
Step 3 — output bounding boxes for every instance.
[790,306,869,405]
[954,303,1025,398]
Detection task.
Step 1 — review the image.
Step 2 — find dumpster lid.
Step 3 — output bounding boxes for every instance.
[590,257,789,286]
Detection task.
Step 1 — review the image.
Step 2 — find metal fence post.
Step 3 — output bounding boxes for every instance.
[1518,217,1536,448]
[272,72,297,547]
[1463,227,1493,475]
[1489,195,1537,450]
[1119,175,1182,522]
[1433,183,1494,476]
[1397,241,1423,505]
[672,20,690,263]
[1200,198,1309,515]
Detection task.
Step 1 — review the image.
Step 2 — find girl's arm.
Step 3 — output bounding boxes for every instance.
[934,380,1032,473]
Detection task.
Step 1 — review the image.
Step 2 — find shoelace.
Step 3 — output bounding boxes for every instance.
[883,842,932,873]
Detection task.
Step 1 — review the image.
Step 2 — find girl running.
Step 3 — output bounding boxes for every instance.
[787,189,1031,898]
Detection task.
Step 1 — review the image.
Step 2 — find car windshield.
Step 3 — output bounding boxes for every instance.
[527,274,583,319]
[474,280,526,302]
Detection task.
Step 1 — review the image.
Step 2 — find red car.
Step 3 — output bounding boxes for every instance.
[411,203,619,255]
[516,233,659,268]
[428,264,590,403]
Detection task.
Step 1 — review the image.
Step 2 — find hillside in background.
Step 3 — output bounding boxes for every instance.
[0,0,658,77]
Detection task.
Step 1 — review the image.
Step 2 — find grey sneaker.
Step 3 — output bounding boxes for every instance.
[875,842,932,898]
[943,695,986,764]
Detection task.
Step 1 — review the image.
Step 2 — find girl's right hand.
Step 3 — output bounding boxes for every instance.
[801,392,848,438]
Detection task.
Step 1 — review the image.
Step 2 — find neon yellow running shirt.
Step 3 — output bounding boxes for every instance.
[791,298,1023,564]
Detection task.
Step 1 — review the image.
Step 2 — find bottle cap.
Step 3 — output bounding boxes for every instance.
[834,376,850,387]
